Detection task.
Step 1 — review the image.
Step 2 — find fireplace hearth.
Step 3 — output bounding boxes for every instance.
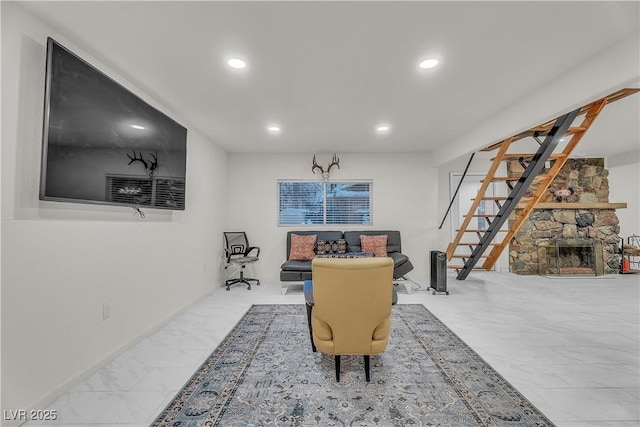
[539,239,604,276]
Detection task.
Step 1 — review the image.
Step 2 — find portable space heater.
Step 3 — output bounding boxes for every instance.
[430,250,448,295]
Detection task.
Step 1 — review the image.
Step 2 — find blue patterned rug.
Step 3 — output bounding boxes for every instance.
[152,304,554,426]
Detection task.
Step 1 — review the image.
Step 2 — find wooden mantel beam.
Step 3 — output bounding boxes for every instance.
[518,202,627,209]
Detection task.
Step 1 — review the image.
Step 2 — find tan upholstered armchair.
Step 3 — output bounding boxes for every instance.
[311,257,394,382]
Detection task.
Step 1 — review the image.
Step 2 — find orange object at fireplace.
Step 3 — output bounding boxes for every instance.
[623,258,630,273]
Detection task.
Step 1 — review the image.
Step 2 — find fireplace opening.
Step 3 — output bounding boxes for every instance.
[557,245,594,273]
[539,239,604,276]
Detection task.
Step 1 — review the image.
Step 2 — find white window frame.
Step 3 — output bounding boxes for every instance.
[277,179,373,226]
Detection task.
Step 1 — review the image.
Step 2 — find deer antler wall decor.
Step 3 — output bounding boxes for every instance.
[127,150,158,178]
[312,153,340,181]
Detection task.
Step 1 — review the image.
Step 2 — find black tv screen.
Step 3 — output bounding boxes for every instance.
[40,37,187,210]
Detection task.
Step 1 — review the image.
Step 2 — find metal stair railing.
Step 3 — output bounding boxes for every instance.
[438,152,475,230]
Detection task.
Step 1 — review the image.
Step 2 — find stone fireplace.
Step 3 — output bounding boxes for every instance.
[508,158,623,276]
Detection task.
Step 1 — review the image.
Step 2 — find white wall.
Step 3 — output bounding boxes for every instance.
[608,152,640,238]
[226,152,438,283]
[1,3,228,415]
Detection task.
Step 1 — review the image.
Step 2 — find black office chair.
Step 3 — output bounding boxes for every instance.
[223,232,260,291]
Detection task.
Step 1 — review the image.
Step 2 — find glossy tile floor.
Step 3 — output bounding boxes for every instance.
[26,272,639,427]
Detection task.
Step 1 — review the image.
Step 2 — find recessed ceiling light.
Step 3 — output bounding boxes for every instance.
[267,125,281,133]
[419,58,439,69]
[227,58,246,69]
[376,125,390,133]
[131,125,145,130]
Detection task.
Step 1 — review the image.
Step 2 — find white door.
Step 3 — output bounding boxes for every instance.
[449,173,498,268]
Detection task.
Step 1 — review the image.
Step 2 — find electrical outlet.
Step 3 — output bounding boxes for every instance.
[102,303,111,320]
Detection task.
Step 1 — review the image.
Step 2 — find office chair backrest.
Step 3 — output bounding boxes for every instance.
[224,232,249,255]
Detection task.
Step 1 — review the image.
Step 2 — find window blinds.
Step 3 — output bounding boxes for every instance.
[278,181,372,226]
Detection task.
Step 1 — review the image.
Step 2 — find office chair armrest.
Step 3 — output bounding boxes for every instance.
[246,246,260,257]
[224,249,234,263]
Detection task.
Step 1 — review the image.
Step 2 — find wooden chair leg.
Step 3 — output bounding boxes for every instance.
[335,355,341,382]
[364,355,371,382]
[306,304,316,352]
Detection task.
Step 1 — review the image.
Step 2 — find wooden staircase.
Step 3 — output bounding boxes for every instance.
[446,88,639,280]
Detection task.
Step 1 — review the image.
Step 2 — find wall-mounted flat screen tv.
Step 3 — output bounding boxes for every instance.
[40,37,187,210]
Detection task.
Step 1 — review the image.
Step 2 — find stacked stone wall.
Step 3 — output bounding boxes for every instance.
[509,158,621,275]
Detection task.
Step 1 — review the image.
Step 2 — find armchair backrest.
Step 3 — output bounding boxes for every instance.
[311,257,394,355]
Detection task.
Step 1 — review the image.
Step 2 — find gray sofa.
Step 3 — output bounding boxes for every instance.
[280,230,414,294]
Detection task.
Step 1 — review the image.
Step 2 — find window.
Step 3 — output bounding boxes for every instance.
[278,181,372,226]
[106,175,185,209]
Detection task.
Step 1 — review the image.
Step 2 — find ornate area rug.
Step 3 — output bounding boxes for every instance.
[152,304,554,426]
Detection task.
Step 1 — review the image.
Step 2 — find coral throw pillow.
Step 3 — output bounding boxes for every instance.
[360,235,388,257]
[289,234,317,261]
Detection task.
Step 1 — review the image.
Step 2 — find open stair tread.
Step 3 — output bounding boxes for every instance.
[471,196,533,202]
[494,153,568,161]
[522,126,587,136]
[485,175,548,182]
[447,265,487,270]
[451,254,488,258]
[456,242,499,246]
[472,196,508,200]
[456,229,508,232]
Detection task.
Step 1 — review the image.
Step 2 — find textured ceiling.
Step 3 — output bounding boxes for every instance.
[18,1,640,162]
